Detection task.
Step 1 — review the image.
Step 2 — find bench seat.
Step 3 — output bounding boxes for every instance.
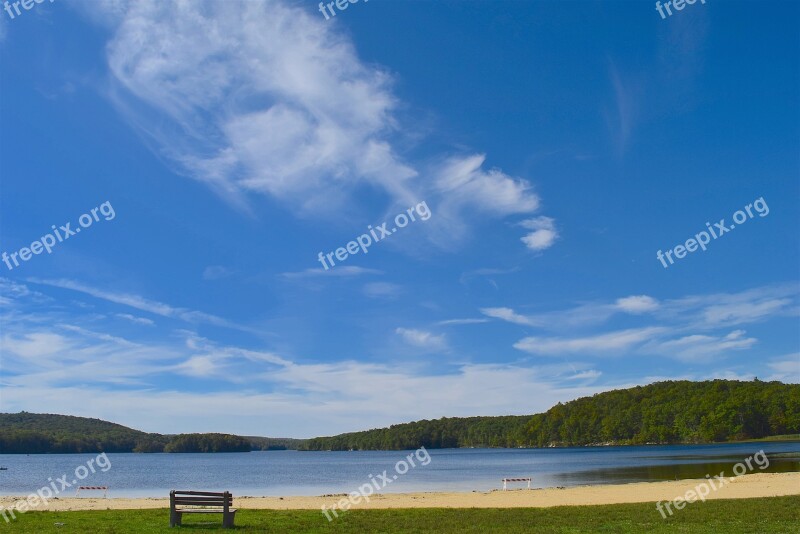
[170,490,236,528]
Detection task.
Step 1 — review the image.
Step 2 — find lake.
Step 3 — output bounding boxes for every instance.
[1,442,799,498]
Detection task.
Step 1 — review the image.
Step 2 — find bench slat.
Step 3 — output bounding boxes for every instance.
[170,490,230,497]
[174,501,232,506]
[175,509,238,514]
[174,497,233,502]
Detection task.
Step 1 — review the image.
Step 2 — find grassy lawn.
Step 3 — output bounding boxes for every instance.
[5,496,799,533]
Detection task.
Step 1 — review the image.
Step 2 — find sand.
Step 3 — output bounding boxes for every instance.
[1,472,798,512]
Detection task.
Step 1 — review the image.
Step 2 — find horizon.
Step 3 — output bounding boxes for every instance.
[1,378,793,441]
[1,0,798,439]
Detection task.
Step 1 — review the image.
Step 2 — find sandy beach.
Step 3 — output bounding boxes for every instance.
[2,472,798,512]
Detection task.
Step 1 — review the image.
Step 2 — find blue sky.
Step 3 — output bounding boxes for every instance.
[0,0,798,438]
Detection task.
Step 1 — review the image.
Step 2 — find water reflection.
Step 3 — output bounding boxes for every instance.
[553,453,800,485]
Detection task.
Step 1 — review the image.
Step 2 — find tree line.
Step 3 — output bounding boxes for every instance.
[0,412,301,453]
[3,380,798,453]
[300,380,800,450]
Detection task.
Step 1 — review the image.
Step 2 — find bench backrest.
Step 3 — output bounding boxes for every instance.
[170,490,233,508]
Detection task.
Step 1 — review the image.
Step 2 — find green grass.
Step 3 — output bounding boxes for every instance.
[5,496,799,533]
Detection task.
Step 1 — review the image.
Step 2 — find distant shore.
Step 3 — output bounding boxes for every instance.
[2,472,797,512]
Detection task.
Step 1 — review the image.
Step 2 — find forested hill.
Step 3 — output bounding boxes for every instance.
[300,380,800,450]
[0,412,302,454]
[4,381,798,453]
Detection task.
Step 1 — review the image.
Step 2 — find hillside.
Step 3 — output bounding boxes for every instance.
[0,413,302,454]
[4,380,798,453]
[300,380,800,450]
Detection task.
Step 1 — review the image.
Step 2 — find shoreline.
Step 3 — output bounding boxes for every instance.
[1,472,798,511]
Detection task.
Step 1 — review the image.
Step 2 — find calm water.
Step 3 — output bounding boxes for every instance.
[1,442,798,498]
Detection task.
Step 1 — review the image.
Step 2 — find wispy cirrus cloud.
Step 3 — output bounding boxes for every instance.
[652,330,757,362]
[701,298,793,326]
[25,277,250,332]
[514,327,666,356]
[116,313,155,326]
[657,284,799,329]
[483,285,798,333]
[481,307,543,327]
[2,362,614,437]
[484,285,798,362]
[281,266,382,279]
[1,278,617,436]
[604,62,642,155]
[437,318,490,326]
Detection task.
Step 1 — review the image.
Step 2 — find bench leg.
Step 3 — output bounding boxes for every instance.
[170,510,182,527]
[223,510,236,529]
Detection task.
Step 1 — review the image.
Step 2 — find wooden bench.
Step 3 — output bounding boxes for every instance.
[169,490,236,528]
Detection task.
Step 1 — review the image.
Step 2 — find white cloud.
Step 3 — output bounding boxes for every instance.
[395,327,447,350]
[1,287,623,436]
[566,370,602,381]
[519,216,559,251]
[514,327,666,356]
[435,154,540,215]
[58,324,140,347]
[437,318,490,326]
[482,285,798,333]
[81,0,433,216]
[3,280,791,438]
[479,287,797,363]
[654,330,757,362]
[659,284,799,329]
[0,359,617,437]
[281,266,382,279]
[1,332,72,358]
[615,295,659,313]
[69,0,549,257]
[481,307,542,327]
[701,298,793,326]
[766,354,800,383]
[116,313,155,326]
[26,278,249,332]
[0,278,48,307]
[172,355,224,377]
